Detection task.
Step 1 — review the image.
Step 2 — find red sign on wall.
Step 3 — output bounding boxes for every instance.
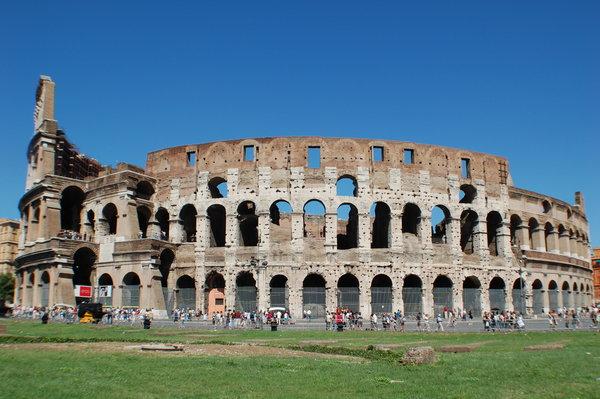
[74,285,92,298]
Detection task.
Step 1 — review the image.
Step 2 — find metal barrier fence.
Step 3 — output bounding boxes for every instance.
[122,285,140,307]
[548,290,558,311]
[462,288,481,315]
[371,287,392,314]
[270,287,288,309]
[562,290,571,309]
[303,287,326,317]
[337,287,360,312]
[512,289,525,314]
[489,289,505,311]
[532,289,544,314]
[177,288,196,309]
[402,287,422,316]
[40,285,50,308]
[235,286,257,312]
[432,287,452,316]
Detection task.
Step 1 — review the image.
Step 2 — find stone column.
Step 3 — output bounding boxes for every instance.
[474,219,488,257]
[196,214,208,248]
[569,235,577,258]
[358,212,371,249]
[480,286,490,316]
[324,212,337,252]
[257,211,270,252]
[170,218,183,243]
[546,229,560,254]
[559,230,570,256]
[256,266,268,312]
[497,222,513,258]
[422,283,432,317]
[420,214,432,250]
[226,214,238,247]
[390,210,403,250]
[290,212,304,260]
[32,271,41,307]
[516,223,530,250]
[452,285,462,315]
[531,226,545,251]
[449,217,462,254]
[288,274,302,320]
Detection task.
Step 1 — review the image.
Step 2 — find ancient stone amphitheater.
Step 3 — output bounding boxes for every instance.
[14,76,594,318]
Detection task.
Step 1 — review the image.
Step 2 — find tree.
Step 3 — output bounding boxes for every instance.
[0,273,15,302]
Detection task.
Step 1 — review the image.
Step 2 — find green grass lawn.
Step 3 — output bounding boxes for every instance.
[0,320,598,398]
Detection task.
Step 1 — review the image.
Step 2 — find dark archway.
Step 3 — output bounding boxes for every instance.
[459,184,476,204]
[176,275,196,309]
[205,271,225,315]
[61,186,85,232]
[155,207,170,240]
[337,273,360,312]
[486,211,503,256]
[512,278,526,314]
[548,280,559,311]
[462,276,482,316]
[337,203,358,249]
[122,272,141,307]
[303,273,326,318]
[370,202,391,248]
[137,206,151,238]
[237,201,258,246]
[431,205,451,244]
[136,181,155,201]
[235,271,257,312]
[40,271,50,307]
[532,279,544,314]
[102,203,118,235]
[269,274,288,309]
[489,277,506,312]
[371,274,392,314]
[402,203,421,236]
[510,214,522,246]
[208,177,228,198]
[403,274,423,316]
[460,210,478,254]
[207,204,226,247]
[72,247,95,292]
[433,275,453,316]
[179,204,197,242]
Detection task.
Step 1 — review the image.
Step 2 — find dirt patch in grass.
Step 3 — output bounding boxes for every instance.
[523,342,566,351]
[0,342,364,362]
[299,339,338,346]
[437,343,485,353]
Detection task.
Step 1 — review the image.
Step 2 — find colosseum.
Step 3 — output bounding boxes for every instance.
[14,76,594,319]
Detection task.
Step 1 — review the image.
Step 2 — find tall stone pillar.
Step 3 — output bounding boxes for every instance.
[288,273,302,320]
[324,212,337,252]
[516,223,530,250]
[226,214,238,247]
[420,214,432,250]
[170,219,183,243]
[358,212,371,249]
[256,266,268,312]
[480,286,490,316]
[497,222,513,258]
[474,220,488,257]
[196,214,208,248]
[532,226,545,251]
[390,210,403,250]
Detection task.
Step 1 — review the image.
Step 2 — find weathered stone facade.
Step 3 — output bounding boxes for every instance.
[14,76,594,318]
[0,218,20,275]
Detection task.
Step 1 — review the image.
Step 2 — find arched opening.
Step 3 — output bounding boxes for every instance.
[40,271,50,307]
[561,281,571,309]
[176,275,196,309]
[155,207,170,241]
[542,200,552,214]
[269,275,288,309]
[462,276,482,316]
[460,210,478,254]
[235,271,257,312]
[371,274,392,314]
[303,273,326,318]
[137,206,151,238]
[102,203,118,235]
[548,280,559,311]
[432,275,453,316]
[557,224,567,254]
[489,277,506,312]
[136,181,155,201]
[459,184,476,204]
[122,272,140,307]
[337,273,360,312]
[573,283,580,308]
[97,273,113,306]
[269,200,292,243]
[159,249,175,309]
[402,274,423,316]
[532,279,544,314]
[431,205,450,244]
[179,204,197,242]
[544,223,555,252]
[60,186,85,232]
[486,211,503,256]
[86,210,95,238]
[336,175,358,197]
[337,203,358,249]
[510,215,522,246]
[528,218,539,250]
[205,271,225,315]
[72,248,95,305]
[237,201,258,246]
[208,177,228,198]
[370,202,391,248]
[512,278,526,314]
[303,200,326,239]
[402,203,421,236]
[207,204,226,247]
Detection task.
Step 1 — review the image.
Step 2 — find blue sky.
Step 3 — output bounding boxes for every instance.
[1,2,598,244]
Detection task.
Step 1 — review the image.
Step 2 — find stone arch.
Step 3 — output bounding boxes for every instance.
[176,275,196,309]
[431,205,451,244]
[432,275,453,316]
[488,276,506,311]
[402,203,421,236]
[371,274,392,314]
[102,203,119,235]
[179,204,197,242]
[269,200,292,243]
[547,280,559,311]
[237,201,258,246]
[205,271,225,315]
[370,202,391,248]
[235,271,257,311]
[159,249,175,289]
[40,271,50,307]
[137,205,152,238]
[460,210,478,254]
[97,273,113,306]
[302,273,326,318]
[155,207,170,240]
[303,200,326,239]
[463,276,482,315]
[531,279,544,314]
[512,278,526,314]
[510,214,522,246]
[61,186,85,232]
[544,222,555,252]
[486,211,503,256]
[207,204,226,247]
[337,273,360,312]
[402,274,423,316]
[528,218,540,250]
[135,181,155,201]
[269,274,288,309]
[337,203,358,249]
[459,184,476,204]
[336,175,358,197]
[72,247,96,299]
[122,272,141,307]
[208,177,228,198]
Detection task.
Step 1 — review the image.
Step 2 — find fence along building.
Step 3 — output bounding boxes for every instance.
[14,76,594,318]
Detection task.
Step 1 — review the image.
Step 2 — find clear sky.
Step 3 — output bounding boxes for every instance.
[1,2,598,245]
